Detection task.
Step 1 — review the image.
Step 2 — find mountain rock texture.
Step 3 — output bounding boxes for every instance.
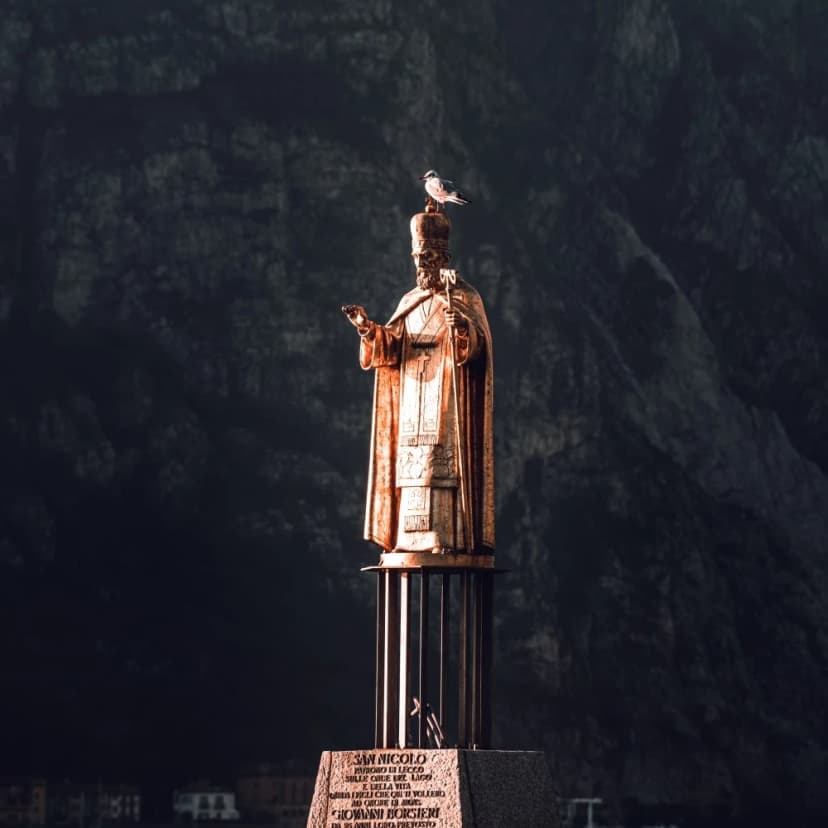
[2,1,828,824]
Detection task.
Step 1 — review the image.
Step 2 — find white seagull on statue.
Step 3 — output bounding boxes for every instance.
[419,169,471,206]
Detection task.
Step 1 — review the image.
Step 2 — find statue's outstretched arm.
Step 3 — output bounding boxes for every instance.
[343,305,402,369]
[342,304,375,336]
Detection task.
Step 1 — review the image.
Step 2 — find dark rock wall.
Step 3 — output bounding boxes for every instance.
[2,0,828,822]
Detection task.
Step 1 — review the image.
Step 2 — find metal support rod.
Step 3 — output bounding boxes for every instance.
[372,563,496,751]
[458,571,470,747]
[466,571,476,747]
[375,572,385,748]
[383,571,400,748]
[480,572,494,748]
[398,572,411,748]
[470,572,481,747]
[418,572,430,748]
[439,573,450,733]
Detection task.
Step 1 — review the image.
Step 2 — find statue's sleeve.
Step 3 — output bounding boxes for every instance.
[359,320,404,369]
[454,313,484,366]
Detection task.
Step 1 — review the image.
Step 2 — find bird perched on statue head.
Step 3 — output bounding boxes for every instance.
[419,170,471,208]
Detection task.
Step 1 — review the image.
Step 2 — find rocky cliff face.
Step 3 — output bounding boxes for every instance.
[2,1,828,823]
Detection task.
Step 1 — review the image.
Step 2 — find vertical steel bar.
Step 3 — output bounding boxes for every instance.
[439,573,450,735]
[375,571,385,748]
[384,571,400,748]
[418,572,430,747]
[458,571,470,747]
[398,572,411,748]
[480,572,494,749]
[470,572,481,747]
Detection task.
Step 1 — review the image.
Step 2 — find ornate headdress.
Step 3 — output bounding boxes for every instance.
[410,210,451,254]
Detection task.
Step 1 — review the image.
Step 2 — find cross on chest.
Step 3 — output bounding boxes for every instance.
[402,340,439,436]
[410,340,438,378]
[414,350,431,378]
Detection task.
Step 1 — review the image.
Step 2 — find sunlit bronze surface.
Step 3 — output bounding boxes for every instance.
[364,551,496,570]
[343,211,494,559]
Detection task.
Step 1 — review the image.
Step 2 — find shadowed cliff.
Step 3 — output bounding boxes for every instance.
[2,1,828,823]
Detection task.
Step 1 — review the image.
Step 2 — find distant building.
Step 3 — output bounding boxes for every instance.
[45,784,84,827]
[96,786,141,823]
[563,797,604,828]
[47,783,141,827]
[0,778,47,826]
[173,785,240,822]
[235,764,314,828]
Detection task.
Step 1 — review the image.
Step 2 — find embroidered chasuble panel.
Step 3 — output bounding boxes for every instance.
[399,486,457,543]
[396,305,458,489]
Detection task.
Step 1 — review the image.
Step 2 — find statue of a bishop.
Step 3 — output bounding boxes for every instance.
[343,210,494,557]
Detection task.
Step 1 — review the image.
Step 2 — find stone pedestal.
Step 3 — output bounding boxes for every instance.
[308,749,557,828]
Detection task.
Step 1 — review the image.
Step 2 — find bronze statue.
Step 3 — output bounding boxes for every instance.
[343,209,494,557]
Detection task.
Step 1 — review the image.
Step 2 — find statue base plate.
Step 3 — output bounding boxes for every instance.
[308,748,557,827]
[365,552,497,570]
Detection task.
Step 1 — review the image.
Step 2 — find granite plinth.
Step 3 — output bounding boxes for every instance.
[308,749,557,828]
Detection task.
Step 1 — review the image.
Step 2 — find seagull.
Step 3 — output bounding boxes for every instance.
[419,170,471,206]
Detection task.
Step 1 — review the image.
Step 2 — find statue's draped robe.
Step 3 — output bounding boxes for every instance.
[360,278,494,553]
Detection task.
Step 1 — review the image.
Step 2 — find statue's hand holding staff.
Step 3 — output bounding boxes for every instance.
[444,309,468,332]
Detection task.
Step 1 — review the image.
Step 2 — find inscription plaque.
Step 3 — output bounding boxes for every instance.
[323,751,448,828]
[308,749,556,828]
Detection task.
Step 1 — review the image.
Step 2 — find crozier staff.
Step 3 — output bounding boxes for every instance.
[342,210,494,555]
